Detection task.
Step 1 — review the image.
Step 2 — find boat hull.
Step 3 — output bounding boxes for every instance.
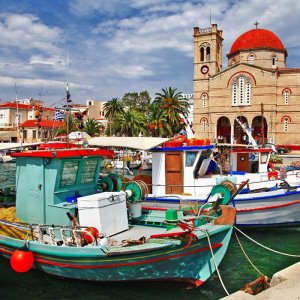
[145,188,300,228]
[0,224,232,286]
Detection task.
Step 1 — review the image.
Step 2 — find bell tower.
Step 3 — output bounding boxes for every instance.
[193,24,223,79]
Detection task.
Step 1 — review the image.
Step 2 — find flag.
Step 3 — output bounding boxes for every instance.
[54,110,65,120]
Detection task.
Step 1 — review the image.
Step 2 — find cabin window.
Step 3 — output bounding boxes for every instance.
[260,152,269,164]
[60,161,79,187]
[186,152,197,167]
[80,159,98,183]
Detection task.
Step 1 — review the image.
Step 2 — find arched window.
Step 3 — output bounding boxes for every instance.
[238,77,245,104]
[232,84,237,105]
[232,76,252,106]
[202,93,208,107]
[284,90,289,105]
[248,54,255,64]
[272,55,277,67]
[200,117,208,131]
[283,118,289,132]
[206,47,210,62]
[245,83,251,104]
[200,47,204,62]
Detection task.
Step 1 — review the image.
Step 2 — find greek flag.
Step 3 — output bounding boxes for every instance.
[54,110,65,120]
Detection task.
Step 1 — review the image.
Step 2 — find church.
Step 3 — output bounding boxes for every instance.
[193,23,300,145]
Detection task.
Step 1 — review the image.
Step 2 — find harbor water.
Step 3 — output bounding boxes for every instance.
[0,163,299,300]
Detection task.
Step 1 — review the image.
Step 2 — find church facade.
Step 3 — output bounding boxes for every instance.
[193,24,300,145]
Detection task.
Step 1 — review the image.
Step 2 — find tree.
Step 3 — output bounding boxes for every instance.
[114,109,147,137]
[122,91,151,113]
[103,98,125,136]
[54,115,79,137]
[148,102,172,137]
[83,118,104,137]
[153,87,190,136]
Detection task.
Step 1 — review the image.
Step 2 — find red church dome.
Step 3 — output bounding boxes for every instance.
[228,28,286,56]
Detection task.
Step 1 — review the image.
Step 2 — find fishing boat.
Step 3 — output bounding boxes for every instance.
[88,136,300,228]
[0,147,237,287]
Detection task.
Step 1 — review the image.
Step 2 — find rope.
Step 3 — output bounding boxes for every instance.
[200,229,230,296]
[234,226,300,257]
[234,231,265,276]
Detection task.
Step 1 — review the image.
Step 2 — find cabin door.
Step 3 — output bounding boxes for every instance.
[165,152,183,194]
[237,153,249,172]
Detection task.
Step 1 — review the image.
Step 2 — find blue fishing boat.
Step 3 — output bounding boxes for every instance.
[0,147,237,287]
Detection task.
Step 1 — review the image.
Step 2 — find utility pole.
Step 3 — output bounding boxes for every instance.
[261,103,265,146]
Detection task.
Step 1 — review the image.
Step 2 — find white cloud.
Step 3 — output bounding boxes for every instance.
[0,14,61,54]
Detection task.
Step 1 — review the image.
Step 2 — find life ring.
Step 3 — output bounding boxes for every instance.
[296,172,300,178]
[173,135,187,143]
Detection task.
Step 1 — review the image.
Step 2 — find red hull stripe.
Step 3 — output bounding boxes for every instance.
[0,243,222,269]
[237,200,300,212]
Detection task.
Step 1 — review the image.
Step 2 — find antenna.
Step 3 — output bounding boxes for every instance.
[210,8,212,25]
[38,85,43,101]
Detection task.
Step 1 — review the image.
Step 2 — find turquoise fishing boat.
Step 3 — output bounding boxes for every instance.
[0,147,237,287]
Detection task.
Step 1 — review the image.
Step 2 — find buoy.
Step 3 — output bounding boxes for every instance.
[83,227,99,244]
[10,246,34,273]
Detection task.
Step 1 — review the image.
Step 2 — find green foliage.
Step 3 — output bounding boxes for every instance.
[121,91,151,113]
[83,118,104,137]
[153,87,190,137]
[270,154,283,164]
[114,109,147,137]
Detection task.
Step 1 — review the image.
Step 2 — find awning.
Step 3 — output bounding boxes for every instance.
[0,142,42,151]
[88,137,169,150]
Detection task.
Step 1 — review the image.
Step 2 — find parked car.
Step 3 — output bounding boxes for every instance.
[264,143,290,155]
[276,146,290,154]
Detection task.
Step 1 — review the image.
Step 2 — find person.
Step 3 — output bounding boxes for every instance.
[267,161,273,172]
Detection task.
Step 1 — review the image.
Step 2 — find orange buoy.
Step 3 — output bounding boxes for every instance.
[10,246,34,273]
[83,227,99,244]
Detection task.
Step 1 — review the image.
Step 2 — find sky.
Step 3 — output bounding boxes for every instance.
[0,0,299,107]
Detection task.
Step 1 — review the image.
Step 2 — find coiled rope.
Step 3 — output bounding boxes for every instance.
[200,229,230,296]
[234,226,300,257]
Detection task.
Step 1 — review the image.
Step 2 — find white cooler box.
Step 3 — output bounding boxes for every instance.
[77,191,129,237]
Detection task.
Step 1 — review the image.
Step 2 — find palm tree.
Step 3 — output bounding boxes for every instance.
[103,98,125,136]
[114,109,147,137]
[153,87,190,136]
[83,118,104,137]
[54,115,78,137]
[148,102,172,137]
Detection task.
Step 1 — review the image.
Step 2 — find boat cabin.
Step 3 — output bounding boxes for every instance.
[12,149,114,225]
[151,144,274,196]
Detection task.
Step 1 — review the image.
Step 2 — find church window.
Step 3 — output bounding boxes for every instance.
[283,118,289,132]
[202,93,208,107]
[206,47,211,62]
[245,83,251,104]
[248,54,255,64]
[284,90,289,105]
[202,118,208,131]
[232,84,237,105]
[239,77,244,104]
[200,47,204,62]
[272,55,277,67]
[232,76,251,106]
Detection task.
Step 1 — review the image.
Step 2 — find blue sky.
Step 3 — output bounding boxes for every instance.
[0,0,299,106]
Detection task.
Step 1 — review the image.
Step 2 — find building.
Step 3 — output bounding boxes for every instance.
[0,99,56,142]
[86,99,108,134]
[193,24,300,145]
